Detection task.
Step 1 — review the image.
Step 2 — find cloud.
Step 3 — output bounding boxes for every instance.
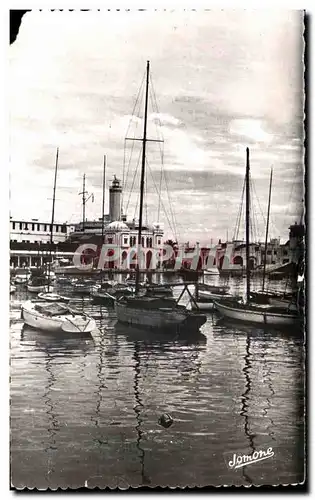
[229,119,273,144]
[9,10,304,244]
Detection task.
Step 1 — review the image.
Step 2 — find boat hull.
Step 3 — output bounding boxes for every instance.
[21,302,96,333]
[204,268,219,275]
[27,285,50,293]
[214,300,301,327]
[14,276,30,284]
[191,301,215,311]
[91,292,115,306]
[115,301,187,328]
[198,290,235,301]
[37,292,70,303]
[115,299,207,332]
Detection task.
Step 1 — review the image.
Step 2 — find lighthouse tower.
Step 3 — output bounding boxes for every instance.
[109,176,122,222]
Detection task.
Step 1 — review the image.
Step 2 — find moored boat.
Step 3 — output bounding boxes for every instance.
[214,149,301,328]
[214,299,301,327]
[27,275,51,293]
[14,270,31,284]
[115,295,206,332]
[90,281,133,305]
[37,292,71,303]
[114,61,206,333]
[72,279,95,295]
[204,267,220,275]
[191,300,215,312]
[21,301,96,333]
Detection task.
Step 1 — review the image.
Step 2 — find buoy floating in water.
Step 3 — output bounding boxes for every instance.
[158,413,173,428]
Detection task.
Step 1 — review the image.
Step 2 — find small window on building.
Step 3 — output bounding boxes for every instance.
[124,238,128,245]
[158,239,161,245]
[255,246,259,251]
[32,223,35,231]
[19,223,22,230]
[12,222,15,230]
[274,250,277,255]
[37,224,40,231]
[61,225,67,233]
[44,225,47,232]
[283,250,288,256]
[267,250,272,255]
[24,223,28,230]
[108,237,113,244]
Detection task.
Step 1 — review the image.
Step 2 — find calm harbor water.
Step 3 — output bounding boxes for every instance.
[10,277,305,489]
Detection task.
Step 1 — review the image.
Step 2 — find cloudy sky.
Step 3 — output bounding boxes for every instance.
[9,10,304,244]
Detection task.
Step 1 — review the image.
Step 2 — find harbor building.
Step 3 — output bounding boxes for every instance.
[10,176,164,270]
[10,218,75,244]
[67,176,164,270]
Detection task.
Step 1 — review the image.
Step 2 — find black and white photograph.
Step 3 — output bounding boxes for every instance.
[9,9,305,489]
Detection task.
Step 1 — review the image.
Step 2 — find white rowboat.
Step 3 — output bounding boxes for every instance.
[37,292,71,303]
[21,301,96,333]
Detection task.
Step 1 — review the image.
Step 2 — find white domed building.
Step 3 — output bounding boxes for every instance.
[103,218,164,269]
[68,176,164,270]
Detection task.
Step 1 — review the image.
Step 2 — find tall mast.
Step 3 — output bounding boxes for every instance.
[245,147,250,303]
[82,174,86,231]
[262,167,273,292]
[135,60,150,294]
[50,147,59,245]
[48,147,59,291]
[101,155,106,241]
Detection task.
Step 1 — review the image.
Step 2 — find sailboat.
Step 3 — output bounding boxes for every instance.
[214,148,301,327]
[22,151,95,333]
[114,61,206,333]
[35,148,69,302]
[249,168,297,311]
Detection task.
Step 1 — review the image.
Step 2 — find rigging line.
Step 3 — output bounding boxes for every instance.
[123,138,136,207]
[123,71,146,194]
[234,177,245,241]
[124,70,146,142]
[234,193,243,241]
[149,74,165,159]
[149,73,175,234]
[252,176,267,229]
[145,164,148,225]
[149,72,179,239]
[251,180,259,243]
[157,150,163,222]
[134,190,140,222]
[149,87,165,222]
[161,167,178,242]
[249,181,257,241]
[125,147,142,214]
[146,160,176,239]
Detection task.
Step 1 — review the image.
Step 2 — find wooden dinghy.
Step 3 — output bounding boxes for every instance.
[21,301,96,333]
[37,292,71,303]
[27,272,51,292]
